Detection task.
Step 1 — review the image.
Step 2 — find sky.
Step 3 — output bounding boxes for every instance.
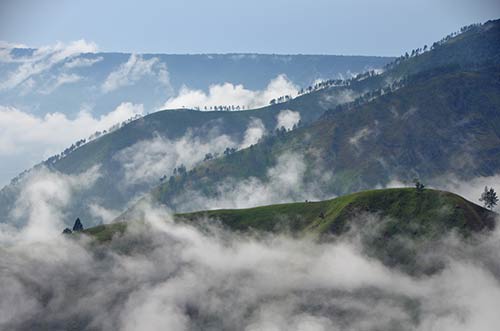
[1,0,499,56]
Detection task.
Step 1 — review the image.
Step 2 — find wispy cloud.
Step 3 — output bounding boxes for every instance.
[63,56,103,69]
[115,132,237,187]
[0,39,97,91]
[39,73,82,94]
[0,41,28,62]
[113,117,271,189]
[240,118,266,148]
[276,109,301,130]
[101,54,170,93]
[8,166,101,241]
[173,152,330,211]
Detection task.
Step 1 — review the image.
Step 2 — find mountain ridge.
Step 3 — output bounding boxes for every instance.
[152,64,500,212]
[2,19,499,227]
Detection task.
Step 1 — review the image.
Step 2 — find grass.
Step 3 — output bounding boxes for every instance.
[82,222,127,242]
[84,188,496,243]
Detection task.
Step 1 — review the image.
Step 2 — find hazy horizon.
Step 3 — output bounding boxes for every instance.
[1,0,499,56]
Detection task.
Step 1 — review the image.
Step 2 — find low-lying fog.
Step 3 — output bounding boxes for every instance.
[1,196,500,331]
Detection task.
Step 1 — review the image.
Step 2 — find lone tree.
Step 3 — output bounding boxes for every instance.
[479,186,498,210]
[413,178,425,192]
[72,218,84,232]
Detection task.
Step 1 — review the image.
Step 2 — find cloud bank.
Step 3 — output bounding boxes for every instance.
[162,74,298,110]
[0,103,144,158]
[0,173,499,330]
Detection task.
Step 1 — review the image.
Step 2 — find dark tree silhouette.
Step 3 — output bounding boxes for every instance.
[479,186,498,210]
[223,147,237,156]
[413,179,425,192]
[73,218,84,232]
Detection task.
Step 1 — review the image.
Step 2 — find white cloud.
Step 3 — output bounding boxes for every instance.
[2,197,500,330]
[276,109,301,130]
[175,153,328,211]
[8,166,101,242]
[0,41,28,62]
[114,117,270,189]
[349,126,373,147]
[89,203,120,224]
[101,54,170,93]
[0,41,28,49]
[63,56,103,69]
[39,73,82,94]
[0,39,97,90]
[0,103,144,173]
[162,74,299,110]
[240,118,266,148]
[320,89,358,109]
[115,132,237,187]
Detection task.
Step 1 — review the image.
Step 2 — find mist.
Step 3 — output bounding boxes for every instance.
[1,191,499,331]
[171,152,331,212]
[1,164,499,330]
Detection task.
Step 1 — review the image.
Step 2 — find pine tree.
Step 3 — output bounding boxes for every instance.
[73,218,84,232]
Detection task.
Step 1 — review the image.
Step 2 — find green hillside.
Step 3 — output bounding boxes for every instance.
[176,188,495,235]
[143,19,500,212]
[48,88,346,175]
[154,65,500,210]
[86,188,497,242]
[386,19,500,79]
[84,188,497,273]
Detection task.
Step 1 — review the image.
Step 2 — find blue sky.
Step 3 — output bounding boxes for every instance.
[1,0,499,56]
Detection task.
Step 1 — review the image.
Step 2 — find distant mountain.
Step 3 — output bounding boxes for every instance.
[0,79,369,227]
[0,50,392,117]
[150,19,500,212]
[153,65,500,212]
[1,20,499,228]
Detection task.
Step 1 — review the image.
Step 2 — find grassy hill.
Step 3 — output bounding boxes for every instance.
[84,188,497,274]
[176,188,495,235]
